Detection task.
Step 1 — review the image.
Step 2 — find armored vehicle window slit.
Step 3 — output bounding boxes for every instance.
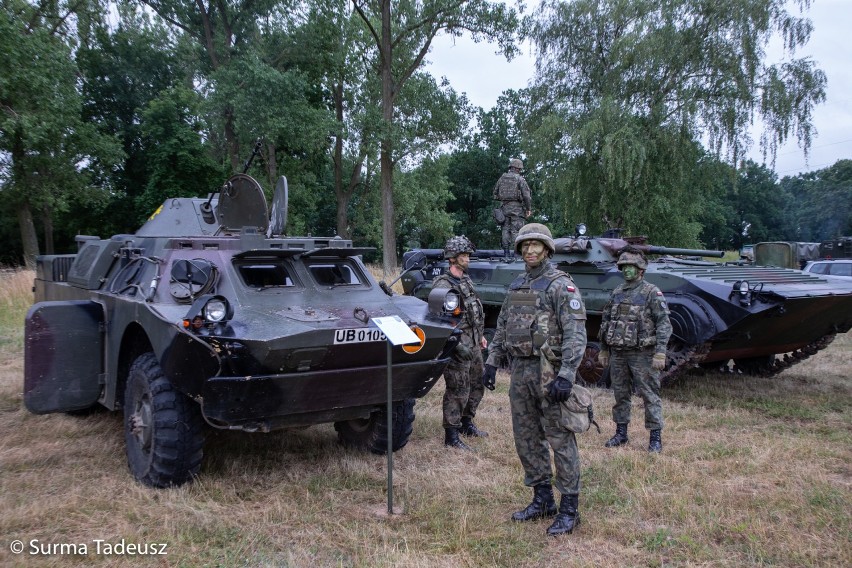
[237,262,295,288]
[306,261,365,287]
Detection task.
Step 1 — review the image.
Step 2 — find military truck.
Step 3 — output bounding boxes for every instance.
[401,229,852,386]
[24,172,463,488]
[754,241,821,269]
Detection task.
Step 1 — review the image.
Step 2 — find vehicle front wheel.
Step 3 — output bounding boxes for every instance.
[334,398,415,455]
[124,353,204,488]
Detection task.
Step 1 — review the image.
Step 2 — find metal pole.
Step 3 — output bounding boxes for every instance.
[386,340,394,514]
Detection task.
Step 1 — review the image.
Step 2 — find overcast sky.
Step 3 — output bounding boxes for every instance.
[426,0,851,177]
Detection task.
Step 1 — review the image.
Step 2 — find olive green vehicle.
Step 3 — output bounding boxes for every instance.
[401,227,852,386]
[24,172,463,488]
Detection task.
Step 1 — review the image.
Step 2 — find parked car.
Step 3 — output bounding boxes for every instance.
[802,259,852,279]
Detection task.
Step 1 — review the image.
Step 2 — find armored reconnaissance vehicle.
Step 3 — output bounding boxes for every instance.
[24,170,463,488]
[402,228,852,386]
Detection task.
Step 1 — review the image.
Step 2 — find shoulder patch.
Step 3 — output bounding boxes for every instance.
[569,298,582,311]
[566,284,575,292]
[656,290,664,296]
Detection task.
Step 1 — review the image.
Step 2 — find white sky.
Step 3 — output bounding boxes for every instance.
[426,0,852,177]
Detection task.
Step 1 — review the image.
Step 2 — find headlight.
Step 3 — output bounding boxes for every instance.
[204,299,228,322]
[576,223,587,236]
[732,280,752,307]
[443,291,460,312]
[427,287,464,317]
[183,294,233,331]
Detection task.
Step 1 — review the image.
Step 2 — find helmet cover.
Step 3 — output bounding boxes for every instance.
[514,223,555,254]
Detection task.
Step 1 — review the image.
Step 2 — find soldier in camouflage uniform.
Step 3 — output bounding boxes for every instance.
[492,158,532,258]
[598,248,673,453]
[482,223,587,536]
[434,236,489,452]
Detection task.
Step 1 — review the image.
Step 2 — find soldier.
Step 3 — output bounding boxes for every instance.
[434,235,489,451]
[492,158,532,258]
[598,248,673,453]
[481,223,587,536]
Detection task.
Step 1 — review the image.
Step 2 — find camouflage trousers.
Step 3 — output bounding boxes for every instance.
[442,333,485,429]
[509,356,580,496]
[610,348,664,430]
[501,213,526,252]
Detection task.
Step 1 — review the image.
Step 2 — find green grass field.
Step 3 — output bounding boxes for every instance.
[1,269,849,567]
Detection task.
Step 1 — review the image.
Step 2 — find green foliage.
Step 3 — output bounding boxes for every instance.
[781,159,852,241]
[135,86,223,222]
[0,0,122,262]
[525,0,826,246]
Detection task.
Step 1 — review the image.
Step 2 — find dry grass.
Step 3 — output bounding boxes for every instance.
[1,270,850,567]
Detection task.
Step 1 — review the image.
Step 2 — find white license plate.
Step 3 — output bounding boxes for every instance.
[333,328,386,344]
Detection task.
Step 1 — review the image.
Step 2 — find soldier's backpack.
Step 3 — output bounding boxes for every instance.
[497,172,522,201]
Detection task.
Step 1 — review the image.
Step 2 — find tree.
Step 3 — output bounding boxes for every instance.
[526,0,826,246]
[781,159,852,241]
[351,0,519,275]
[0,0,120,266]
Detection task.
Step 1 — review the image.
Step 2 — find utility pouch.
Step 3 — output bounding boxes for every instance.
[493,208,505,224]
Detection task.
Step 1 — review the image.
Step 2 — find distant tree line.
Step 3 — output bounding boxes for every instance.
[1,0,846,269]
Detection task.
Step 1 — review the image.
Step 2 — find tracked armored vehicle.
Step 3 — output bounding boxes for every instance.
[24,172,463,487]
[401,230,852,386]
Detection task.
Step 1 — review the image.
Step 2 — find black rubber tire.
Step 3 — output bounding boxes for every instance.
[334,398,415,455]
[124,353,204,488]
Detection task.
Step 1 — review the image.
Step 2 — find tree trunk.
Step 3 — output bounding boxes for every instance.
[332,82,350,239]
[42,204,54,255]
[379,0,397,278]
[17,202,40,269]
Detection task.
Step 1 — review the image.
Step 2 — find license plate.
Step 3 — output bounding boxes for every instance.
[333,328,386,344]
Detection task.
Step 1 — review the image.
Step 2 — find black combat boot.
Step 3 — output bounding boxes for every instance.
[546,494,580,536]
[444,427,474,451]
[511,483,557,522]
[604,423,629,448]
[460,416,489,438]
[648,429,662,453]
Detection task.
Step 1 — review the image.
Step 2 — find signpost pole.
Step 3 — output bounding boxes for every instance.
[386,340,393,515]
[369,316,421,518]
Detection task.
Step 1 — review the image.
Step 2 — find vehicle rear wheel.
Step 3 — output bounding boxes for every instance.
[334,398,415,455]
[124,353,204,488]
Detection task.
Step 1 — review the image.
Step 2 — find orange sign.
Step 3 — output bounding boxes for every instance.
[401,326,426,354]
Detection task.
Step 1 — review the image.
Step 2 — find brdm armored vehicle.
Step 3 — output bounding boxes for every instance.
[24,172,463,488]
[402,229,852,386]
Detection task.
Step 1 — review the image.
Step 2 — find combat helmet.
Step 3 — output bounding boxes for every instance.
[509,158,524,171]
[443,235,476,259]
[514,223,555,255]
[616,249,648,270]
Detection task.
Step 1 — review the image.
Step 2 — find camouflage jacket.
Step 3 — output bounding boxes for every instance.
[599,278,672,353]
[486,262,587,381]
[492,172,532,215]
[433,271,484,345]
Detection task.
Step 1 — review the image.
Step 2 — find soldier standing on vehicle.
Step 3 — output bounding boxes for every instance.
[598,248,673,453]
[481,223,587,536]
[433,236,489,451]
[493,158,532,258]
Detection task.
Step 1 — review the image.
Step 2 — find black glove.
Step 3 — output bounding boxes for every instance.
[547,376,573,403]
[481,364,497,391]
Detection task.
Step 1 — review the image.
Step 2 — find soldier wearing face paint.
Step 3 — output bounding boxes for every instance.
[598,248,672,453]
[433,235,488,451]
[482,223,587,537]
